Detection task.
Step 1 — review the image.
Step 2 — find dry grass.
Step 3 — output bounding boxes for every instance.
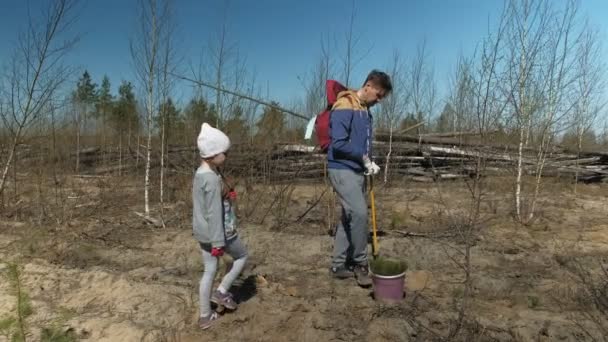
[1,170,608,340]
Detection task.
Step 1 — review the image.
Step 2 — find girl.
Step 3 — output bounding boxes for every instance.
[193,123,248,330]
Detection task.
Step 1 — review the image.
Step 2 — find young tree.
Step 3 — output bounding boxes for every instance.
[255,102,285,146]
[73,70,97,173]
[183,96,217,143]
[156,0,177,223]
[0,0,79,198]
[110,81,138,175]
[436,103,455,133]
[340,0,371,87]
[378,49,408,183]
[204,1,238,128]
[504,0,581,223]
[96,75,113,154]
[408,39,436,133]
[131,0,172,220]
[299,36,333,119]
[571,21,605,193]
[224,104,249,144]
[156,98,180,144]
[448,55,476,134]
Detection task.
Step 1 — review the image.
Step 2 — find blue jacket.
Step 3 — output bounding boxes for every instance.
[327,90,372,173]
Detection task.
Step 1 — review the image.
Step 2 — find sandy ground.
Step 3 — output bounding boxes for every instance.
[1,176,607,341]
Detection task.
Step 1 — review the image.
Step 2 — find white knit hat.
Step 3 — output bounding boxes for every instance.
[197,122,231,158]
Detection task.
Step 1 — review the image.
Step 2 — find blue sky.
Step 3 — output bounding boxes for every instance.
[1,0,608,113]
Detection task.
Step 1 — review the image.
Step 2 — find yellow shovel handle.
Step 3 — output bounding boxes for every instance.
[369,176,379,257]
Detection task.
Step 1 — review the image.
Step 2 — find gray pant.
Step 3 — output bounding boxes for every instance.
[199,236,248,317]
[329,168,368,268]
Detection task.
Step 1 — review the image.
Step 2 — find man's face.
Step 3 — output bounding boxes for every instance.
[361,82,387,107]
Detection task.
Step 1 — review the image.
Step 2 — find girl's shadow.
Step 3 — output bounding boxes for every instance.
[230,274,258,304]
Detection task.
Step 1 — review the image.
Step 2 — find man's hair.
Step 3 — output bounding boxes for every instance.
[363,70,393,94]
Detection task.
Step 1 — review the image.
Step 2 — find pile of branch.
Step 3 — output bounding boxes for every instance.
[23,131,608,183]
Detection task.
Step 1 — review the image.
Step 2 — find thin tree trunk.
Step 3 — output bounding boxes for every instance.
[102,109,107,167]
[515,124,525,221]
[143,0,158,218]
[50,106,62,215]
[76,115,81,173]
[37,130,45,224]
[137,133,141,167]
[13,145,17,199]
[384,123,393,184]
[119,133,123,177]
[0,126,22,198]
[529,127,550,222]
[128,122,132,150]
[159,114,166,228]
[144,123,151,216]
[574,131,583,195]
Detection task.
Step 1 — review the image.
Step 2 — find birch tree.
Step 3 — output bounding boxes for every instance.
[504,0,582,223]
[131,0,172,220]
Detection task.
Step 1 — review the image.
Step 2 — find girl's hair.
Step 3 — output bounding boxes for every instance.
[217,169,238,198]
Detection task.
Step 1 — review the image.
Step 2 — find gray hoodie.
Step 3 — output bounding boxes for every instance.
[192,167,225,247]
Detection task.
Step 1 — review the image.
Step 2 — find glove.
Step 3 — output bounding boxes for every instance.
[211,247,224,257]
[363,157,381,176]
[228,190,237,200]
[369,162,381,175]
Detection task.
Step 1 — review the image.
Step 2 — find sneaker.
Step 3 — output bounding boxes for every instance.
[198,312,219,330]
[353,264,372,287]
[211,290,237,310]
[330,265,354,279]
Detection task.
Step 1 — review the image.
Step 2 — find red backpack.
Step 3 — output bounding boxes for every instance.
[315,80,348,153]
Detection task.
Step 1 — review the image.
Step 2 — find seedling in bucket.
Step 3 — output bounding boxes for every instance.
[370,256,408,304]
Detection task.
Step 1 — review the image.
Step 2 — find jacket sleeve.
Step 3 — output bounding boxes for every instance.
[203,176,225,248]
[330,108,364,162]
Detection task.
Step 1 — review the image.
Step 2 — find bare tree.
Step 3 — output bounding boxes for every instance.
[529,0,580,218]
[448,14,508,337]
[409,39,436,134]
[378,49,409,183]
[157,0,177,226]
[131,0,172,220]
[214,16,228,127]
[72,70,97,174]
[572,21,605,194]
[299,35,333,118]
[507,0,545,224]
[448,55,476,134]
[503,0,581,224]
[410,11,509,338]
[0,0,79,199]
[208,1,238,128]
[339,0,372,87]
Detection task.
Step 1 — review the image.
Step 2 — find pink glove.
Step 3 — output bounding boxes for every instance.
[228,190,237,200]
[211,247,224,257]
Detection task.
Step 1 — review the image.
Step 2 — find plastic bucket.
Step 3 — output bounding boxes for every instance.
[371,271,406,304]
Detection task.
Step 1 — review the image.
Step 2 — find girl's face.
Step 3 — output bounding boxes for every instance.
[207,151,226,167]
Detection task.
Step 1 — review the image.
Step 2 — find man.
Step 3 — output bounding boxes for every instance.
[327,70,393,287]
